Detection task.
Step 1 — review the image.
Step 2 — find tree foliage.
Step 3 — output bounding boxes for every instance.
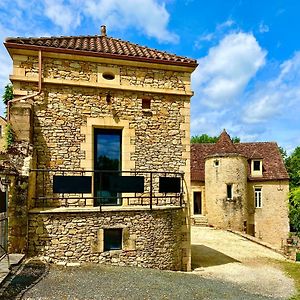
[191,133,240,144]
[5,123,14,149]
[289,187,300,235]
[278,146,288,162]
[285,146,300,189]
[284,146,300,235]
[2,84,13,105]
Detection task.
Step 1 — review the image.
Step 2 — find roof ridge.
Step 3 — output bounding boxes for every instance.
[236,141,277,145]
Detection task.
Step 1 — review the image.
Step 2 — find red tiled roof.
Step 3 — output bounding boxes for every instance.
[4,35,197,67]
[212,129,237,154]
[191,136,289,182]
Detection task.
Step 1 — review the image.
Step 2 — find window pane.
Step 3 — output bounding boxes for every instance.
[255,188,262,208]
[94,129,122,206]
[104,228,122,251]
[253,161,261,171]
[227,184,232,199]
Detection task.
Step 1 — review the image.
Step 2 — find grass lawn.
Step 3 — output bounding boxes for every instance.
[280,260,300,300]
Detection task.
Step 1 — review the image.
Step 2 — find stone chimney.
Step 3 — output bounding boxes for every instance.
[101,25,107,37]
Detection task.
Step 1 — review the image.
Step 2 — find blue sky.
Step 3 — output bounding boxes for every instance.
[0,0,300,153]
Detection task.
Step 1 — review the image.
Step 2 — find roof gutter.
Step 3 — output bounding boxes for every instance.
[7,50,42,121]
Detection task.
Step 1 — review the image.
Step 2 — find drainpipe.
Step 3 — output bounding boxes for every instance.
[7,50,43,121]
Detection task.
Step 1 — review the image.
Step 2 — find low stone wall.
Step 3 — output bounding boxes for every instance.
[28,207,185,270]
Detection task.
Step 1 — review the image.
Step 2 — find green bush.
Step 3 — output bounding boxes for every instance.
[5,123,14,149]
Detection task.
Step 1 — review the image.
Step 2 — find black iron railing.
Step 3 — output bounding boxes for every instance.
[30,169,185,210]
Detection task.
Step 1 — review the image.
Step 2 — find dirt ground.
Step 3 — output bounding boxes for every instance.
[191,226,296,299]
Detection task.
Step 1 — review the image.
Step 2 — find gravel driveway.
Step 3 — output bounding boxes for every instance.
[0,227,295,300]
[191,226,295,299]
[21,263,282,300]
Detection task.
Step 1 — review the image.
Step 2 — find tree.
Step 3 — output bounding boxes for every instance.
[278,146,288,162]
[289,187,300,235]
[1,84,14,148]
[285,146,300,189]
[2,84,13,106]
[191,133,240,144]
[284,147,300,235]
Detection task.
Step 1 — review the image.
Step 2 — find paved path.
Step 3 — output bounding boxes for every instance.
[0,254,24,285]
[191,226,295,299]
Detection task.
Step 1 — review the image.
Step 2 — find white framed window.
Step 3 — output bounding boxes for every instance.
[251,159,263,176]
[254,187,262,208]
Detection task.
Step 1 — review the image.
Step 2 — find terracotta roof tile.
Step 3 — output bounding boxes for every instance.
[191,135,289,182]
[5,35,197,67]
[212,129,237,154]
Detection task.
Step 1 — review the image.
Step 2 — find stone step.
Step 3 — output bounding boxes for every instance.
[192,216,209,227]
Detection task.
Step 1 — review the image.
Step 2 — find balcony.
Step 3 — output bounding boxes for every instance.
[30,169,185,210]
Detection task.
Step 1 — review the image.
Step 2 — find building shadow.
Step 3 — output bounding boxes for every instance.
[191,244,240,269]
[0,259,48,300]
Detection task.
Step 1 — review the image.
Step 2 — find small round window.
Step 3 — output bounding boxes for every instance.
[214,160,220,167]
[102,72,115,80]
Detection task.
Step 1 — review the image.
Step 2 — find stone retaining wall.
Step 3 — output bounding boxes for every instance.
[28,208,185,270]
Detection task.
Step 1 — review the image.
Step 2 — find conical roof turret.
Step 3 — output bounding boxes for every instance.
[213,129,237,154]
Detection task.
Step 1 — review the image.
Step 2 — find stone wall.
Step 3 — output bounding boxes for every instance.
[205,155,248,231]
[0,118,7,151]
[247,181,289,248]
[13,54,191,203]
[10,52,193,270]
[17,56,191,93]
[28,208,185,270]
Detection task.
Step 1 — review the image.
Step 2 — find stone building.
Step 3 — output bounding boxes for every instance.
[3,27,197,271]
[0,117,7,151]
[191,130,290,248]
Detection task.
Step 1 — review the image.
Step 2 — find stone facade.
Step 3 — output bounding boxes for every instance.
[28,207,184,270]
[5,34,196,271]
[191,131,290,248]
[247,181,289,248]
[205,155,248,231]
[0,117,7,151]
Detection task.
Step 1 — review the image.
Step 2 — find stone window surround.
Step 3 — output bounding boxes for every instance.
[213,159,220,167]
[80,116,135,206]
[251,159,263,177]
[97,65,120,86]
[254,186,262,208]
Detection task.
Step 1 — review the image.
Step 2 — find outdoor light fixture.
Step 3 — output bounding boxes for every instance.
[0,175,11,190]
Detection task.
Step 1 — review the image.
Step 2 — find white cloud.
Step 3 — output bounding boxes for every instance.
[243,51,300,123]
[192,32,266,109]
[259,22,269,33]
[44,0,81,33]
[1,0,178,43]
[41,0,178,43]
[81,0,178,43]
[216,19,235,31]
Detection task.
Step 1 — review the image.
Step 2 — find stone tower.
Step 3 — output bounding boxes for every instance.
[205,130,248,231]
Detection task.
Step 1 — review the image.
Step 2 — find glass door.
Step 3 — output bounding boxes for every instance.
[94,129,122,206]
